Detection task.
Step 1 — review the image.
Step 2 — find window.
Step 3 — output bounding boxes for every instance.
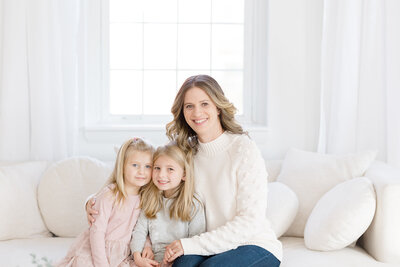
[84,0,268,130]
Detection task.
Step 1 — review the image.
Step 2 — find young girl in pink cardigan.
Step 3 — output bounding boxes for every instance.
[57,138,158,267]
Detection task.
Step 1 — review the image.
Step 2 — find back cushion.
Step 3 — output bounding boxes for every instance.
[265,160,282,182]
[0,161,50,240]
[38,157,112,237]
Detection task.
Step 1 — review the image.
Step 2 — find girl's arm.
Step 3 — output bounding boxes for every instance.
[179,139,270,256]
[89,189,114,266]
[131,211,159,266]
[188,198,206,237]
[130,210,150,255]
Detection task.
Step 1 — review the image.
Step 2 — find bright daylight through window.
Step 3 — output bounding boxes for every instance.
[108,0,245,117]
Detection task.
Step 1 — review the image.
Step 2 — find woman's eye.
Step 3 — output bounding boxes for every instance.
[185,104,193,109]
[201,102,208,106]
[154,166,160,170]
[132,164,138,167]
[145,165,152,169]
[168,168,174,171]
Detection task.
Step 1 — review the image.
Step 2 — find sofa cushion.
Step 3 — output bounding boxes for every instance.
[280,237,392,267]
[276,148,376,237]
[304,177,376,251]
[266,182,299,238]
[0,161,51,240]
[38,157,112,237]
[0,237,74,267]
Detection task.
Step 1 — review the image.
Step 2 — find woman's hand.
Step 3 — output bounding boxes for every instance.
[142,246,154,260]
[86,197,98,225]
[134,252,159,267]
[163,240,184,263]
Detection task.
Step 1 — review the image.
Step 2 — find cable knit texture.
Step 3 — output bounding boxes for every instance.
[180,132,282,261]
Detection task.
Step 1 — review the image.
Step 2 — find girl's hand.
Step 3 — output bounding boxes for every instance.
[86,197,98,225]
[142,246,154,260]
[134,252,159,267]
[164,240,184,263]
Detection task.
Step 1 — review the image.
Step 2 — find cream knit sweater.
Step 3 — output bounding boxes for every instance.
[180,132,282,261]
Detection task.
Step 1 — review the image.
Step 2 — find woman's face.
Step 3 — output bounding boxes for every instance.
[183,87,223,143]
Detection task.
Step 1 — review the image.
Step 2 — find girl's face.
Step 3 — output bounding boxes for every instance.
[152,155,185,198]
[183,86,223,143]
[124,151,153,195]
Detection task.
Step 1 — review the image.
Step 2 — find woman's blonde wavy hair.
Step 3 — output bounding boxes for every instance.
[166,74,245,155]
[104,137,154,206]
[140,142,197,221]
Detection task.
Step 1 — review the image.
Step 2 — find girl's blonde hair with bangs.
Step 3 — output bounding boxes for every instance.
[166,74,246,156]
[105,137,154,206]
[140,142,197,222]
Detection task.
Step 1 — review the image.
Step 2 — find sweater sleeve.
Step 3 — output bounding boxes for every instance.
[188,198,206,238]
[89,189,114,267]
[180,138,269,255]
[130,210,149,253]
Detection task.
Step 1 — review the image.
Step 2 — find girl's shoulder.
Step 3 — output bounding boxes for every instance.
[95,184,117,202]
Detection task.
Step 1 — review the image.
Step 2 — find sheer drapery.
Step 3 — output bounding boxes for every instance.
[318,0,400,167]
[0,0,80,161]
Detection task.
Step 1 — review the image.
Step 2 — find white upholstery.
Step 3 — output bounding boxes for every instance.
[304,177,376,251]
[280,237,399,267]
[0,161,50,240]
[0,157,398,267]
[37,156,112,237]
[0,237,74,267]
[361,161,400,264]
[266,182,299,238]
[276,148,376,237]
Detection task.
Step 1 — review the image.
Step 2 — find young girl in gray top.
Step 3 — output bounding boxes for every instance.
[130,142,205,267]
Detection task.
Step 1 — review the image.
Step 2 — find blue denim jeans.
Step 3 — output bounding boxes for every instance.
[172,245,280,267]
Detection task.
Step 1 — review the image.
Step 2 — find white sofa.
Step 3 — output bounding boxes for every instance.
[0,155,399,267]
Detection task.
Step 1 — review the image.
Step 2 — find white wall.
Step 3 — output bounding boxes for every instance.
[77,0,324,161]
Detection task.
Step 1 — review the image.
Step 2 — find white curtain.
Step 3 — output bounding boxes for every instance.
[0,0,80,161]
[318,0,400,167]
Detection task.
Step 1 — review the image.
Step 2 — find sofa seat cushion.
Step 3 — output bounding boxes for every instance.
[0,237,74,267]
[280,237,396,267]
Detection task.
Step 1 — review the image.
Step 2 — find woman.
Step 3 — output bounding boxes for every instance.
[87,75,282,267]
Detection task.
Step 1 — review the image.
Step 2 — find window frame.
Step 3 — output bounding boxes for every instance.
[83,0,268,136]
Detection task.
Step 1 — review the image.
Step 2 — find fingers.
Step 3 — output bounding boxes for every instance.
[167,250,183,262]
[147,259,159,266]
[86,198,98,225]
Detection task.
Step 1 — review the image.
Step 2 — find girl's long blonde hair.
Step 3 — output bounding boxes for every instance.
[140,142,197,221]
[166,74,246,156]
[105,137,154,206]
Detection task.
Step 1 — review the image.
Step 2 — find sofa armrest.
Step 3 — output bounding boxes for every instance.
[360,161,400,264]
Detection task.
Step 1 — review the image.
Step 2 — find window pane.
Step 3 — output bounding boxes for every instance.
[143,0,177,23]
[178,24,210,69]
[143,71,176,114]
[109,70,143,114]
[212,0,244,23]
[212,24,243,69]
[179,0,211,23]
[144,24,177,69]
[211,71,243,114]
[110,0,143,22]
[109,23,143,69]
